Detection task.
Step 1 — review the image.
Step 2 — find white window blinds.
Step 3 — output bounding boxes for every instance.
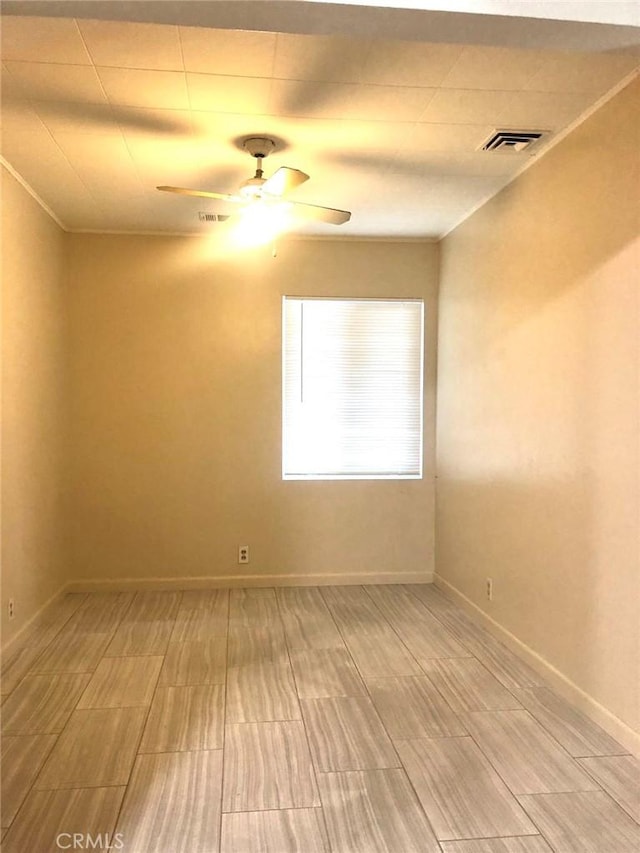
[282,297,424,479]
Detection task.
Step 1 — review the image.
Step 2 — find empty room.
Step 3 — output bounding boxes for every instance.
[1,1,638,852]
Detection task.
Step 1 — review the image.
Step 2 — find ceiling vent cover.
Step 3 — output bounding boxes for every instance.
[198,212,230,222]
[482,130,546,152]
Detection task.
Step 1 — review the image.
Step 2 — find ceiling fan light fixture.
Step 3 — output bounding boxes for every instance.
[231,199,293,248]
[239,177,266,198]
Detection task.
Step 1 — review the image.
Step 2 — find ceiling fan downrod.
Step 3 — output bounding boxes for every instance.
[243,136,276,180]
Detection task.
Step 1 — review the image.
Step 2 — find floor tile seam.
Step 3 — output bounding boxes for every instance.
[76,656,165,711]
[321,586,425,680]
[127,746,224,758]
[312,589,412,753]
[2,723,80,736]
[275,589,348,652]
[397,727,600,847]
[0,732,61,836]
[357,588,492,731]
[399,586,622,758]
[463,643,545,692]
[572,748,633,758]
[57,599,159,664]
[1,671,93,733]
[273,587,336,846]
[170,633,229,642]
[473,832,555,839]
[362,589,475,658]
[399,593,507,676]
[381,586,476,651]
[463,706,613,786]
[438,830,546,842]
[1,595,91,699]
[215,588,231,853]
[125,589,184,623]
[0,779,126,850]
[81,652,165,660]
[33,780,132,792]
[359,586,483,695]
[362,666,484,696]
[110,589,185,844]
[3,605,119,836]
[101,650,170,658]
[70,700,163,712]
[505,691,630,760]
[220,805,326,816]
[31,593,91,647]
[413,659,527,715]
[393,733,551,847]
[226,713,303,724]
[75,590,138,638]
[514,788,609,852]
[575,752,640,827]
[517,786,640,830]
[317,585,443,845]
[287,641,353,655]
[400,590,544,693]
[454,715,605,801]
[8,592,88,651]
[298,698,406,774]
[331,587,428,660]
[427,647,530,707]
[4,591,222,838]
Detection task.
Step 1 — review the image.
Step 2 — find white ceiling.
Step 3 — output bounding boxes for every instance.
[1,3,638,238]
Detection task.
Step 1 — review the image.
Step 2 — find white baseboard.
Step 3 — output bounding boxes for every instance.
[434,573,640,758]
[67,570,434,593]
[1,583,70,657]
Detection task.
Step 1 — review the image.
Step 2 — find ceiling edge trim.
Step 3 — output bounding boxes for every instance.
[438,67,640,242]
[1,156,68,232]
[285,234,439,244]
[68,229,438,243]
[69,229,207,237]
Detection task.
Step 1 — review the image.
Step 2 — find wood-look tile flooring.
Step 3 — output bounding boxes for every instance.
[1,584,638,852]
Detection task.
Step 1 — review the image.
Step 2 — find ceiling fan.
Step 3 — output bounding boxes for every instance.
[157,136,351,226]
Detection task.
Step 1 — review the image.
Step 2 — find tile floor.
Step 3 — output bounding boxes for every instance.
[1,584,638,852]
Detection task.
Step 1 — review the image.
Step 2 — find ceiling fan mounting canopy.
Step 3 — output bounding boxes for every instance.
[242,137,276,159]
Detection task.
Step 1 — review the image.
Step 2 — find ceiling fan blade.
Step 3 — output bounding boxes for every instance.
[157,186,244,203]
[262,167,310,198]
[290,201,351,225]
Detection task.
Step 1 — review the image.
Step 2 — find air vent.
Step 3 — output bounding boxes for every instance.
[198,212,230,223]
[481,130,546,152]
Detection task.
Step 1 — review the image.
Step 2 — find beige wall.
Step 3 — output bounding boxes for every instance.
[1,167,68,646]
[436,79,639,738]
[65,235,438,586]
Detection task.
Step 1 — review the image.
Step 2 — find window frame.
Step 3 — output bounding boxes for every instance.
[281,295,425,481]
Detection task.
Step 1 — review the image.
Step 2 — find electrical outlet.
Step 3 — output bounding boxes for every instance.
[238,545,249,564]
[486,578,493,601]
[8,599,15,620]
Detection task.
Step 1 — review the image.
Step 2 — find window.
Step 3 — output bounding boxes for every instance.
[282,297,424,479]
